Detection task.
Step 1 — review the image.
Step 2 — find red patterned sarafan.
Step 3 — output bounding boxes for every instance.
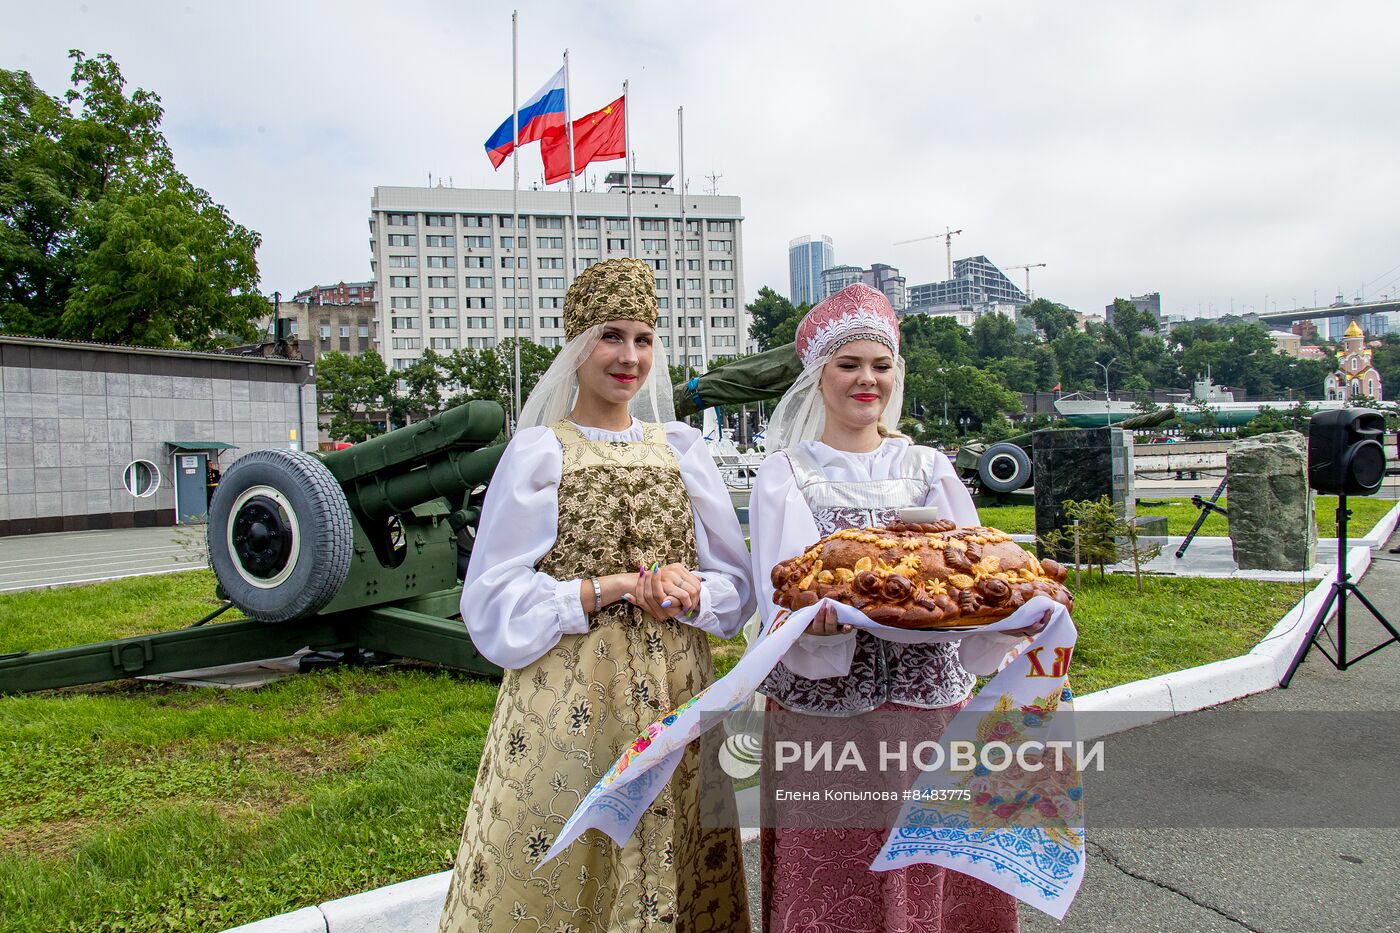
[795,282,900,366]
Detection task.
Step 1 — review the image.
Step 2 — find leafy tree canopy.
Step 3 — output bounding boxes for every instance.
[745,286,806,352]
[0,51,265,348]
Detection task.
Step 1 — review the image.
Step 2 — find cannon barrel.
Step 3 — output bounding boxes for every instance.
[319,401,505,523]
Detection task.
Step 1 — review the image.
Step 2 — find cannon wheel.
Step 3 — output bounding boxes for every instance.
[207,449,353,622]
[979,442,1033,493]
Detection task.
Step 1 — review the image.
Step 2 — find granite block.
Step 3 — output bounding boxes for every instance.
[61,490,85,515]
[108,420,132,442]
[231,381,251,401]
[2,366,30,392]
[106,372,130,396]
[33,492,62,516]
[211,379,232,400]
[59,419,86,443]
[8,468,36,494]
[150,374,173,398]
[190,377,213,400]
[82,396,108,420]
[4,417,33,443]
[4,393,32,417]
[1227,431,1316,571]
[7,443,33,468]
[107,394,130,419]
[33,443,61,469]
[1033,427,1134,554]
[56,393,84,419]
[212,399,232,422]
[85,488,111,513]
[85,466,110,491]
[32,417,59,442]
[82,371,106,395]
[9,490,36,520]
[130,420,161,443]
[29,368,57,394]
[83,421,108,443]
[34,467,62,492]
[55,370,84,396]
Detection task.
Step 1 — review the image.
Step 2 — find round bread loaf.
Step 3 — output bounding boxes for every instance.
[770,520,1073,629]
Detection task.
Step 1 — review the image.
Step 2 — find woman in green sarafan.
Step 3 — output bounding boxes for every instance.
[438,258,752,933]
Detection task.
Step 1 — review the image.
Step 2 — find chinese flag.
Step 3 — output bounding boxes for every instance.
[541,96,626,184]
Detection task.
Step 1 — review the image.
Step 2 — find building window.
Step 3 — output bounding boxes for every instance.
[537,257,564,269]
[536,236,563,249]
[710,278,735,292]
[429,316,458,329]
[578,237,599,250]
[385,213,417,226]
[642,239,667,251]
[537,277,565,289]
[710,298,735,310]
[660,335,671,347]
[390,296,419,309]
[465,336,495,348]
[580,257,601,270]
[708,259,734,271]
[501,276,528,289]
[684,259,701,271]
[358,324,370,338]
[578,217,599,229]
[463,316,493,329]
[639,218,667,231]
[605,218,629,231]
[535,216,563,229]
[536,297,561,309]
[538,316,563,329]
[390,316,419,329]
[498,215,527,228]
[424,234,453,247]
[389,275,418,288]
[677,278,701,290]
[392,337,422,349]
[388,233,417,246]
[464,276,491,289]
[687,316,703,328]
[339,325,350,338]
[644,258,668,271]
[462,215,491,228]
[392,357,416,370]
[710,315,736,328]
[430,336,458,349]
[319,325,331,339]
[428,296,457,309]
[708,239,733,252]
[388,255,418,268]
[464,296,495,309]
[501,236,527,249]
[424,214,454,227]
[500,257,517,268]
[426,275,454,288]
[607,238,629,251]
[712,334,737,347]
[427,255,456,268]
[541,336,563,348]
[655,277,669,291]
[685,297,701,309]
[656,316,670,328]
[464,235,491,248]
[707,220,733,232]
[465,256,490,268]
[503,315,533,328]
[657,297,670,309]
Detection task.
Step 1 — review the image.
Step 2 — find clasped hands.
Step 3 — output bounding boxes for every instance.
[583,564,704,621]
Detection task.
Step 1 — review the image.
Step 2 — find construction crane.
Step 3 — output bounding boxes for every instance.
[1006,262,1047,300]
[894,227,962,281]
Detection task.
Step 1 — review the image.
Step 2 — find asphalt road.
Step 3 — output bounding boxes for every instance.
[0,525,207,593]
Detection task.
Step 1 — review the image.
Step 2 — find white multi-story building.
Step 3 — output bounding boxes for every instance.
[368,172,745,373]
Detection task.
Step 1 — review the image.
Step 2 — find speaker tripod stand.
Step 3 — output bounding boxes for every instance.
[1281,497,1400,687]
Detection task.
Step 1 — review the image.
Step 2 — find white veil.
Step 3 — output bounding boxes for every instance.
[764,347,906,451]
[517,322,677,430]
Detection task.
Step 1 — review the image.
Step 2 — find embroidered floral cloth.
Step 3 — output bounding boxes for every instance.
[539,595,1085,920]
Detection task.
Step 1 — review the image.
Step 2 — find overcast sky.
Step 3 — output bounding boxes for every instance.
[6,0,1400,319]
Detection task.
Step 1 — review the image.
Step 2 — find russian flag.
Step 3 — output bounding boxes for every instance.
[484,67,567,168]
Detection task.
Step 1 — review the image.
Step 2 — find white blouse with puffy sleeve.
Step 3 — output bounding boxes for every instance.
[460,419,755,670]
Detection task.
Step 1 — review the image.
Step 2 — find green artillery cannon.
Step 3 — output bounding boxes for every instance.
[0,400,509,693]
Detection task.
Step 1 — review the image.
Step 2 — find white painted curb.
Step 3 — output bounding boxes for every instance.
[224,501,1399,932]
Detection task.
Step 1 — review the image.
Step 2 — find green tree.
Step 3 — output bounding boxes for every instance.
[1024,298,1079,342]
[441,338,561,414]
[745,287,806,351]
[316,350,394,443]
[0,51,265,347]
[900,313,974,364]
[971,311,1019,364]
[393,349,446,424]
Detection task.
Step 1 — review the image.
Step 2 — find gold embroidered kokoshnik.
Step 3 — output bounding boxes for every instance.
[439,421,749,933]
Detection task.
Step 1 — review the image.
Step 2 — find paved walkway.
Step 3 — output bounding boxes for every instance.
[0,525,208,593]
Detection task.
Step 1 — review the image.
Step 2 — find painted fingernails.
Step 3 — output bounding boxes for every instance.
[661,599,673,609]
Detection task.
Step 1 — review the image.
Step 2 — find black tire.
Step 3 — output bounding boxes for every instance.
[207,449,353,622]
[979,442,1033,493]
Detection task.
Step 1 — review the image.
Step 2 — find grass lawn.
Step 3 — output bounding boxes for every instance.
[977,495,1395,538]
[2,568,1306,931]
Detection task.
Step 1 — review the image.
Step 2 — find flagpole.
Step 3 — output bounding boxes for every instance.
[563,49,581,285]
[510,10,522,433]
[677,105,690,381]
[624,79,634,260]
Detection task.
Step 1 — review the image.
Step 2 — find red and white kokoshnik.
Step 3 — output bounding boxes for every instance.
[794,282,901,366]
[767,282,906,450]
